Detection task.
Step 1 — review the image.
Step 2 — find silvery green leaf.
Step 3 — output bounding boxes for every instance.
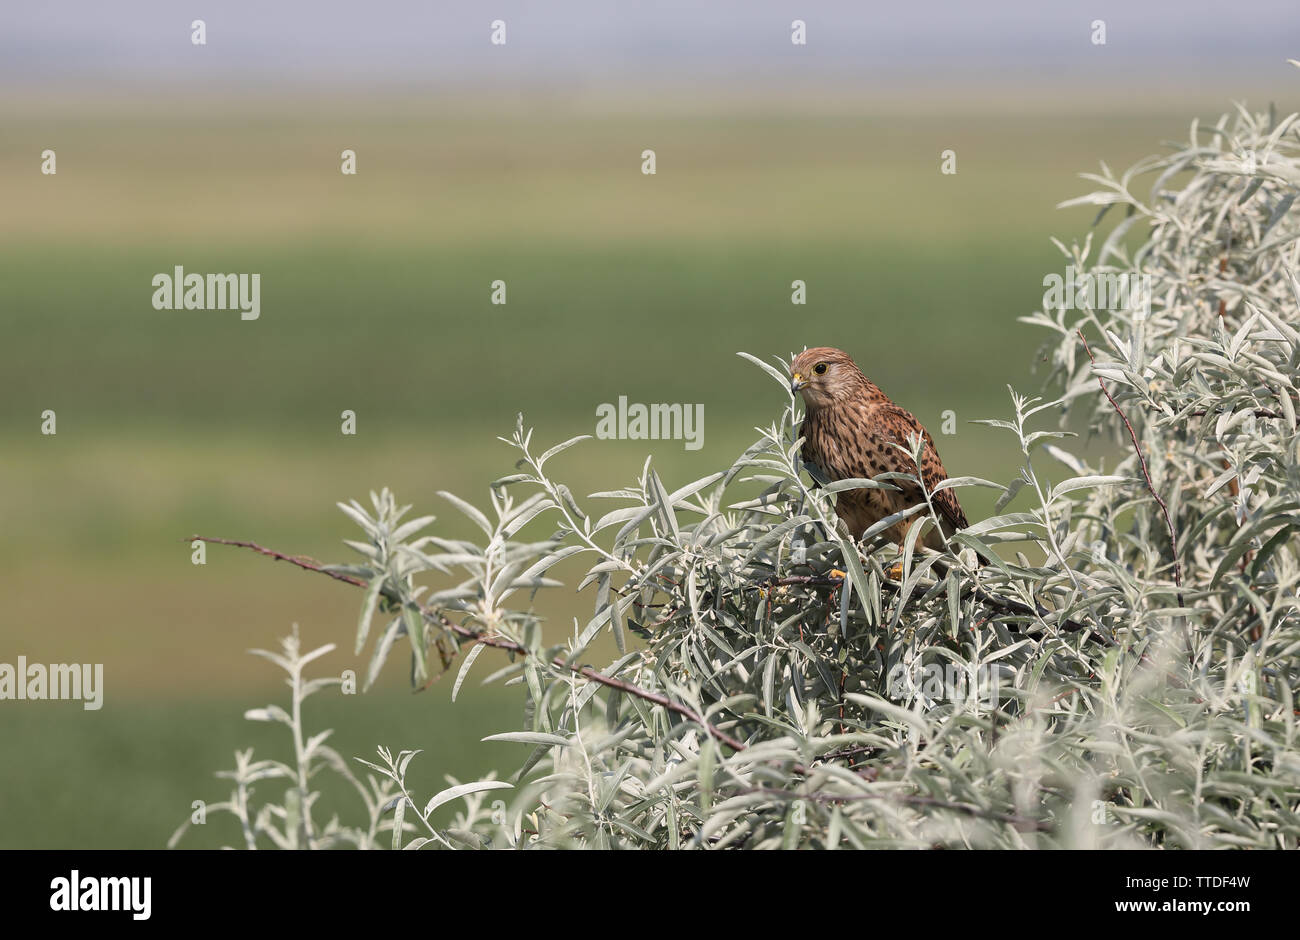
[1049,475,1132,500]
[403,606,427,686]
[302,729,333,760]
[437,491,494,536]
[482,731,570,746]
[298,643,336,668]
[246,647,292,672]
[502,498,554,538]
[1042,444,1086,475]
[301,677,342,699]
[962,512,1041,536]
[667,471,725,505]
[390,514,437,544]
[423,780,513,817]
[355,575,384,655]
[342,539,379,560]
[859,503,927,542]
[647,470,679,539]
[994,476,1028,512]
[536,435,591,468]
[452,643,486,703]
[392,797,406,850]
[244,705,291,724]
[736,351,791,389]
[396,749,422,777]
[336,500,376,535]
[930,475,1003,494]
[365,617,403,691]
[511,545,587,584]
[492,473,536,488]
[823,477,900,494]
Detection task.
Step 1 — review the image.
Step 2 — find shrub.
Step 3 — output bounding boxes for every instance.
[177,100,1300,849]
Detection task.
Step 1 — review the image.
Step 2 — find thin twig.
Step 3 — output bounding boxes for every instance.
[188,535,749,752]
[1077,331,1184,596]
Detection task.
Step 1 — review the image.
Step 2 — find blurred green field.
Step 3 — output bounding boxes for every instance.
[0,103,1196,846]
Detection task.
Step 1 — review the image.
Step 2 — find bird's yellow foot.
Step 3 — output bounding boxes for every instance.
[887,561,904,580]
[828,568,847,581]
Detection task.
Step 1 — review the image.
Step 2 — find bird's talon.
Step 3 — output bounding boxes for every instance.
[828,568,847,581]
[887,561,904,580]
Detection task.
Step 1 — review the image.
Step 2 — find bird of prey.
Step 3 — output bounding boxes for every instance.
[790,346,968,553]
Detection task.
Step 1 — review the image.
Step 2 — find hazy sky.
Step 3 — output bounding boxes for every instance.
[2,1,1296,97]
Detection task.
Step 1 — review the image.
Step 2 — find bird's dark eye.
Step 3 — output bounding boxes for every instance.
[813,363,828,375]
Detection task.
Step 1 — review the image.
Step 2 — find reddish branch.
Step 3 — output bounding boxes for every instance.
[1077,331,1184,593]
[189,536,749,751]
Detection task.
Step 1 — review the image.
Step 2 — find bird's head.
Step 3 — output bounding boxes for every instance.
[789,347,864,410]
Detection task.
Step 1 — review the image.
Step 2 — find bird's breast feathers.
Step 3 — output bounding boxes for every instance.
[802,401,891,481]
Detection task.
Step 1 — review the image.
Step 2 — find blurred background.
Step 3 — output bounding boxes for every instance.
[1,1,1296,846]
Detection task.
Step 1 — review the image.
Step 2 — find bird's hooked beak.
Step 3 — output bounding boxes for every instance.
[790,372,807,393]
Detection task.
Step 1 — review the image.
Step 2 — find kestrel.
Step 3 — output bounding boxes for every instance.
[790,346,968,553]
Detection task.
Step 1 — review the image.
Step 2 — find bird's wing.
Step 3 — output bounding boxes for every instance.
[874,405,969,532]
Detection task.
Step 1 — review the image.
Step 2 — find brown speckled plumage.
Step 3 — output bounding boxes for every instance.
[791,346,968,550]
